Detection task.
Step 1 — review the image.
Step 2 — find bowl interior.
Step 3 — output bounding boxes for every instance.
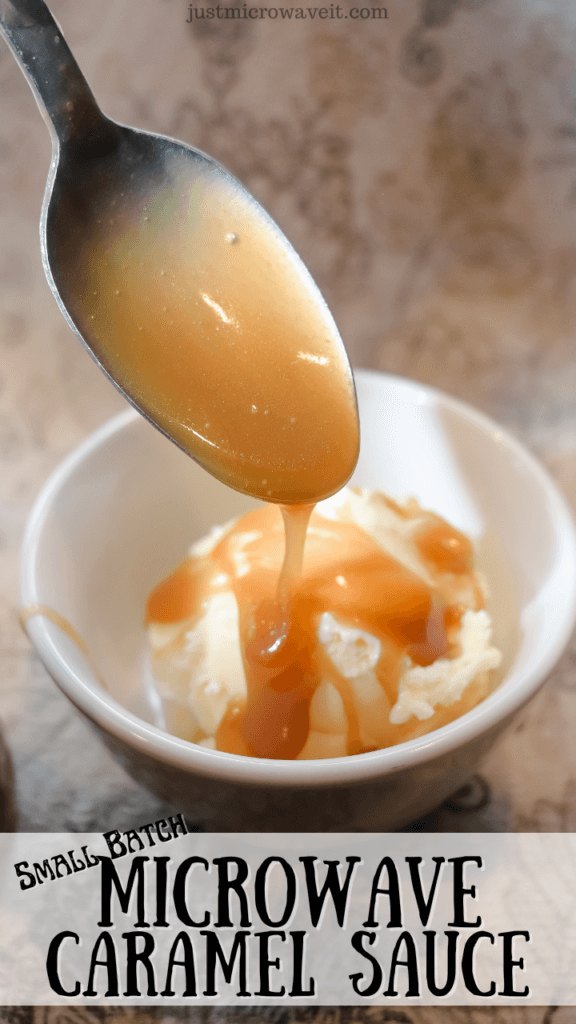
[20,370,576,777]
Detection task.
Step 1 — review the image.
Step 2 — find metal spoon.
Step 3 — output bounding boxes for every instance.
[0,0,246,411]
[0,0,359,502]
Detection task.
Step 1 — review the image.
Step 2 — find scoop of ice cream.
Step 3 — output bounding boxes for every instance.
[146,487,502,758]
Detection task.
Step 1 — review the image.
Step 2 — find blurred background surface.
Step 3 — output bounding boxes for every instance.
[0,1006,573,1024]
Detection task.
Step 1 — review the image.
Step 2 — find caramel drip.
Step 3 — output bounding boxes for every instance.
[147,507,480,759]
[278,504,314,609]
[19,604,107,689]
[20,604,90,656]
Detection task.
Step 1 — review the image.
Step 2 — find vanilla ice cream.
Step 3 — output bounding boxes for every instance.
[146,488,502,758]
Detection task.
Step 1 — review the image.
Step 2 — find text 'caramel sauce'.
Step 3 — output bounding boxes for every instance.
[146,503,480,759]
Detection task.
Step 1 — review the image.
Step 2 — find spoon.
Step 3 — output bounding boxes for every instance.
[0,0,359,503]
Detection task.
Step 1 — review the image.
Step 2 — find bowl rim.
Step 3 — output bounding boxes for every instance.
[20,368,576,788]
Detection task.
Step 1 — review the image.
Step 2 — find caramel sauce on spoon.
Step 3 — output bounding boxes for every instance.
[68,166,359,505]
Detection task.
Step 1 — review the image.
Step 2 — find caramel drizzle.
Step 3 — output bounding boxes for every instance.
[146,504,481,760]
[19,604,107,690]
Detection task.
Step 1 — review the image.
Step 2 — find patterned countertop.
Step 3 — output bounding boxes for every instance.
[0,1004,570,1024]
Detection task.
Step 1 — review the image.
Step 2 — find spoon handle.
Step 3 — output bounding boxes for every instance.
[0,0,118,153]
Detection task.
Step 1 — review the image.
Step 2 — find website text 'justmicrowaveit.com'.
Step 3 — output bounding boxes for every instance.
[186,3,388,18]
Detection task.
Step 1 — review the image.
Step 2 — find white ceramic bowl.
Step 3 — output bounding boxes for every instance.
[20,370,576,830]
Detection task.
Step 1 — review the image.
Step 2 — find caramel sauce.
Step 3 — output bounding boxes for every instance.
[62,163,489,758]
[19,604,107,689]
[415,521,474,575]
[146,505,482,759]
[20,603,91,656]
[69,168,359,505]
